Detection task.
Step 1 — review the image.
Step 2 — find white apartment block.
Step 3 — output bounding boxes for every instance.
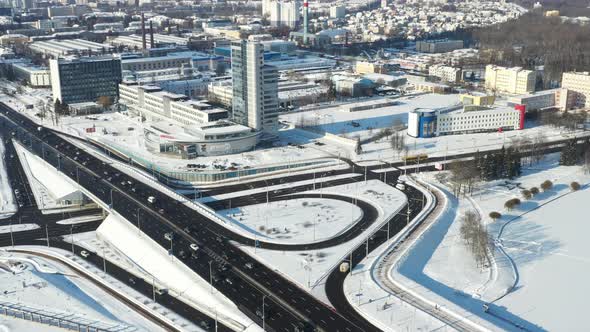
[330,6,346,19]
[428,65,462,83]
[561,71,590,109]
[484,65,535,95]
[266,0,300,28]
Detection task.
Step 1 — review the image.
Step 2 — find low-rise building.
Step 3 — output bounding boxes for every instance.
[428,64,462,83]
[408,105,524,138]
[416,39,463,53]
[11,63,51,87]
[29,39,113,58]
[355,61,387,75]
[459,93,496,107]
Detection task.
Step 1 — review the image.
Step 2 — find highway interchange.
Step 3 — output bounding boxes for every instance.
[0,100,436,331]
[1,100,586,331]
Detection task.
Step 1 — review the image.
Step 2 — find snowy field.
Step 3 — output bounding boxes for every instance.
[0,138,16,219]
[0,250,165,332]
[219,198,363,244]
[240,180,406,302]
[387,154,590,331]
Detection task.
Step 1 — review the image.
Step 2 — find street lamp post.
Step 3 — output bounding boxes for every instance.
[262,295,266,331]
[209,261,213,294]
[70,225,74,254]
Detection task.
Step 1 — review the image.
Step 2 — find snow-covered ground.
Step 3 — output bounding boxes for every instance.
[387,154,590,331]
[280,93,459,142]
[219,198,363,244]
[240,180,406,303]
[0,250,164,332]
[96,213,261,331]
[342,178,453,332]
[0,315,64,332]
[0,137,16,219]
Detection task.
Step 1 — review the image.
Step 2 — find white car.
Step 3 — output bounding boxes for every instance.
[190,243,199,251]
[80,250,90,258]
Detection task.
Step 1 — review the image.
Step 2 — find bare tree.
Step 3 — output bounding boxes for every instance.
[540,180,553,192]
[571,181,581,191]
[459,210,493,269]
[489,211,501,221]
[521,189,532,200]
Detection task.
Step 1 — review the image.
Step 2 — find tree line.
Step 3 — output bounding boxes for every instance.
[472,10,590,87]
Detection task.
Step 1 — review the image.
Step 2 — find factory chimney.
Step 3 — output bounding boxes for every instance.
[141,13,146,50]
[303,0,309,45]
[149,21,154,48]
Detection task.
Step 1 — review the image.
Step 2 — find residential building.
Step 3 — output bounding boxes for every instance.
[484,65,535,95]
[355,61,387,75]
[416,39,463,53]
[330,6,346,19]
[561,71,590,108]
[231,40,279,133]
[50,56,122,104]
[268,0,300,28]
[428,65,462,83]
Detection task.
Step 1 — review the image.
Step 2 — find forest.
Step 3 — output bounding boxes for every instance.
[472,10,590,86]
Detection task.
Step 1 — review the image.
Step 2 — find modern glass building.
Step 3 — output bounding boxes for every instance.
[50,56,122,105]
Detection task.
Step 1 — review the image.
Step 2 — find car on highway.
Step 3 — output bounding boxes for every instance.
[190,243,199,251]
[148,196,156,204]
[80,250,90,258]
[395,183,406,191]
[245,262,253,269]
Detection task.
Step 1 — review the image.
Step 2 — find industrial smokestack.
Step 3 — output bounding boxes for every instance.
[303,0,309,45]
[149,21,154,48]
[141,13,146,50]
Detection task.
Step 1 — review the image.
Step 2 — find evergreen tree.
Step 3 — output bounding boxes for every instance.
[560,139,578,166]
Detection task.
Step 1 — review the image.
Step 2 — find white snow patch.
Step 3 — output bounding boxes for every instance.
[220,198,363,244]
[0,224,39,233]
[0,137,16,218]
[96,212,261,331]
